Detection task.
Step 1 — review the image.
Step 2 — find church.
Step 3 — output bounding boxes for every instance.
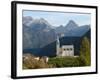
[56,35,74,57]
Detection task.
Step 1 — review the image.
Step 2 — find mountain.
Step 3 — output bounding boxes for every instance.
[65,20,78,30]
[23,16,33,26]
[55,20,90,37]
[55,20,79,34]
[54,25,65,34]
[65,25,90,37]
[23,16,57,49]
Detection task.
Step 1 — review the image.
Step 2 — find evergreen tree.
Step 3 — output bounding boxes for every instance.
[80,37,91,66]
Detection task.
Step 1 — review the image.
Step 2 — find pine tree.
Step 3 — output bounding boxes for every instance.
[80,37,91,66]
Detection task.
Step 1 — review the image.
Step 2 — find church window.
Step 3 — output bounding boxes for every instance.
[70,48,72,50]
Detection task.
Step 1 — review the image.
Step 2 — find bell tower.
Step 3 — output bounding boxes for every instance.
[56,35,60,56]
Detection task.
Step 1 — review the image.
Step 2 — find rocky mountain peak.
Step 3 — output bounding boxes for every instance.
[65,20,78,30]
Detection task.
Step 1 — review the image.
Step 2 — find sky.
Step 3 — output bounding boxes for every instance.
[23,10,91,27]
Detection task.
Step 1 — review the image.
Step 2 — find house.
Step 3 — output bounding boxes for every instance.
[34,57,40,61]
[42,56,49,63]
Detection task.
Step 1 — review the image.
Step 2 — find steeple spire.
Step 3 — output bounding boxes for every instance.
[57,36,60,44]
[56,35,60,56]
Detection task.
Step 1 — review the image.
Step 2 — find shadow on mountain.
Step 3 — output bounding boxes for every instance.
[23,29,90,57]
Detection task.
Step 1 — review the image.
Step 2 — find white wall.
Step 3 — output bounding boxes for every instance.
[0,0,99,80]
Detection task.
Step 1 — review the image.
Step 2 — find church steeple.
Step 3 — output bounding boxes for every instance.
[57,36,60,44]
[56,35,60,56]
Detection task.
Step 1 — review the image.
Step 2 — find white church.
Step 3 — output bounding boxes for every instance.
[56,35,74,57]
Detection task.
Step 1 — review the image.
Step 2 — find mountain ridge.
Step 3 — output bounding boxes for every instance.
[23,16,90,50]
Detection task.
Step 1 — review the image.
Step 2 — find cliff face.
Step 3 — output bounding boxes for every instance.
[23,17,56,49]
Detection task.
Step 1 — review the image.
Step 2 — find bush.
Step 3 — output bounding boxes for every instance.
[80,37,91,66]
[23,54,51,69]
[48,56,85,68]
